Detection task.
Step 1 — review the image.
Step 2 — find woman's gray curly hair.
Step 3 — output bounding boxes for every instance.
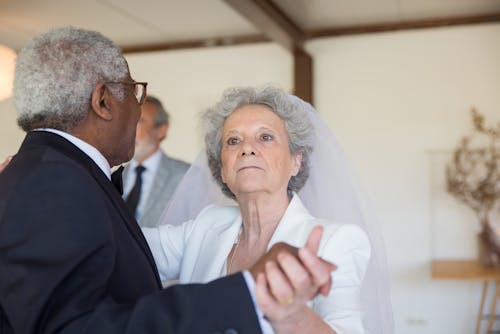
[202,86,314,200]
[14,26,129,132]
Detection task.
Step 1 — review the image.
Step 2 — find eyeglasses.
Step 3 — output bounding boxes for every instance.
[105,81,148,105]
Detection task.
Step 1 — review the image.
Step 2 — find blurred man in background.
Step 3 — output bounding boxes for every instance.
[123,96,189,227]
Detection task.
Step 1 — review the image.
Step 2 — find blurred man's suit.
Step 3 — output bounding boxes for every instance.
[123,151,189,227]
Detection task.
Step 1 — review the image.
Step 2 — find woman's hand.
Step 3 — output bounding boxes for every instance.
[0,156,12,173]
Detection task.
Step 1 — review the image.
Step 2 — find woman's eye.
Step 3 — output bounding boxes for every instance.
[227,137,240,145]
[260,134,273,141]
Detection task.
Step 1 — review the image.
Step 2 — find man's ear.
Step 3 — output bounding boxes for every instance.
[91,83,113,121]
[155,123,169,142]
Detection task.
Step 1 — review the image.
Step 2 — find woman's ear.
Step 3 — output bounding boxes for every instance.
[221,165,227,183]
[291,152,303,176]
[90,83,113,121]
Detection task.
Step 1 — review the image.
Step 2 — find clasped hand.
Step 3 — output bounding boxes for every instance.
[250,226,336,328]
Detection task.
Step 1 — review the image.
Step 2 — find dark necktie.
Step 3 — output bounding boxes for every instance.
[125,165,146,217]
[111,166,124,195]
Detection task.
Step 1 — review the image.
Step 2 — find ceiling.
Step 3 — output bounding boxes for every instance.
[1,0,500,53]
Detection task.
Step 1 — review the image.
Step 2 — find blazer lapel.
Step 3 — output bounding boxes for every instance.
[268,195,315,250]
[190,216,242,282]
[92,165,162,286]
[142,154,170,220]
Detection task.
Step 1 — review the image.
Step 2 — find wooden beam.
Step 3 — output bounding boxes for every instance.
[294,49,313,104]
[121,13,500,54]
[122,34,269,54]
[308,13,500,39]
[223,0,305,51]
[223,0,313,104]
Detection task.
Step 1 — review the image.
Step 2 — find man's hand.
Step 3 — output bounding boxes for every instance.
[250,226,336,327]
[0,156,12,174]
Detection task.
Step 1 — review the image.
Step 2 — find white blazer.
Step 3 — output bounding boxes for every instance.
[144,195,371,334]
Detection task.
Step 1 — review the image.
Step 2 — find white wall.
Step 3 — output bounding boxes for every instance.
[1,23,499,334]
[0,98,24,159]
[308,23,500,333]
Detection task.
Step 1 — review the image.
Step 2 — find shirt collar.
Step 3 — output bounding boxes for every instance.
[129,148,162,172]
[37,128,112,180]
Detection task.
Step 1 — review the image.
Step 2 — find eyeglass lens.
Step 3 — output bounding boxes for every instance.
[135,84,143,104]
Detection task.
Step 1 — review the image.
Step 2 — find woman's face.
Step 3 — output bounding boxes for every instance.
[220,104,301,198]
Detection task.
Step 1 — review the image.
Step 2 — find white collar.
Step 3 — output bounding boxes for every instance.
[36,128,112,180]
[129,149,162,172]
[267,193,315,249]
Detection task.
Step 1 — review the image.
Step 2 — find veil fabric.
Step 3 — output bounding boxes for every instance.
[158,95,394,334]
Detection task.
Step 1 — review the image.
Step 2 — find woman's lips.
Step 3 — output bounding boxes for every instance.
[238,165,262,172]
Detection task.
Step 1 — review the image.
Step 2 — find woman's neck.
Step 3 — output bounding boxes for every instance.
[237,192,291,245]
[226,191,292,274]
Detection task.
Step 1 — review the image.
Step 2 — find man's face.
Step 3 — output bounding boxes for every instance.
[107,76,142,166]
[133,101,164,162]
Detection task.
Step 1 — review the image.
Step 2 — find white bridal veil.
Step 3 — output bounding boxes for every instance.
[159,94,394,334]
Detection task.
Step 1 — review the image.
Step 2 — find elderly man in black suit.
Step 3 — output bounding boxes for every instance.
[0,27,334,333]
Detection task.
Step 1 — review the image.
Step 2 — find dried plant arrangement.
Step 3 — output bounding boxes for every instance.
[446,108,500,265]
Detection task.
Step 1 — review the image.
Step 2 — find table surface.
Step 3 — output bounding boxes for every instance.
[432,259,500,281]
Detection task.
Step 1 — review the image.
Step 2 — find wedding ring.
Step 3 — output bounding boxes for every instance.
[281,296,294,306]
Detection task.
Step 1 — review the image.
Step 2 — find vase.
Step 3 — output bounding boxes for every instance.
[478,227,500,267]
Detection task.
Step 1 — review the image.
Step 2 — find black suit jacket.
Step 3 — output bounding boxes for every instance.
[0,131,261,334]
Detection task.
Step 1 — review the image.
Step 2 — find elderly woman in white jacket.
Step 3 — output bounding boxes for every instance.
[143,86,373,334]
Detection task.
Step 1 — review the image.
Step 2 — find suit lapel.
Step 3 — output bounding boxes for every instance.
[142,154,170,220]
[20,131,162,287]
[92,166,162,286]
[191,216,242,282]
[268,195,315,250]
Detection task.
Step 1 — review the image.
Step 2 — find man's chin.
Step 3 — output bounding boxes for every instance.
[132,154,144,162]
[132,145,146,161]
[132,149,151,162]
[133,142,157,162]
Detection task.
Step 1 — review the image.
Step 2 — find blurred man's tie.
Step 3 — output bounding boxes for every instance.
[125,165,146,217]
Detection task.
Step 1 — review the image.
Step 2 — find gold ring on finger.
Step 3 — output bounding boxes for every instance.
[281,296,294,306]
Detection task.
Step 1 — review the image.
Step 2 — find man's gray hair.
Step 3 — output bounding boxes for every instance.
[145,96,170,127]
[14,26,129,132]
[202,86,314,199]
